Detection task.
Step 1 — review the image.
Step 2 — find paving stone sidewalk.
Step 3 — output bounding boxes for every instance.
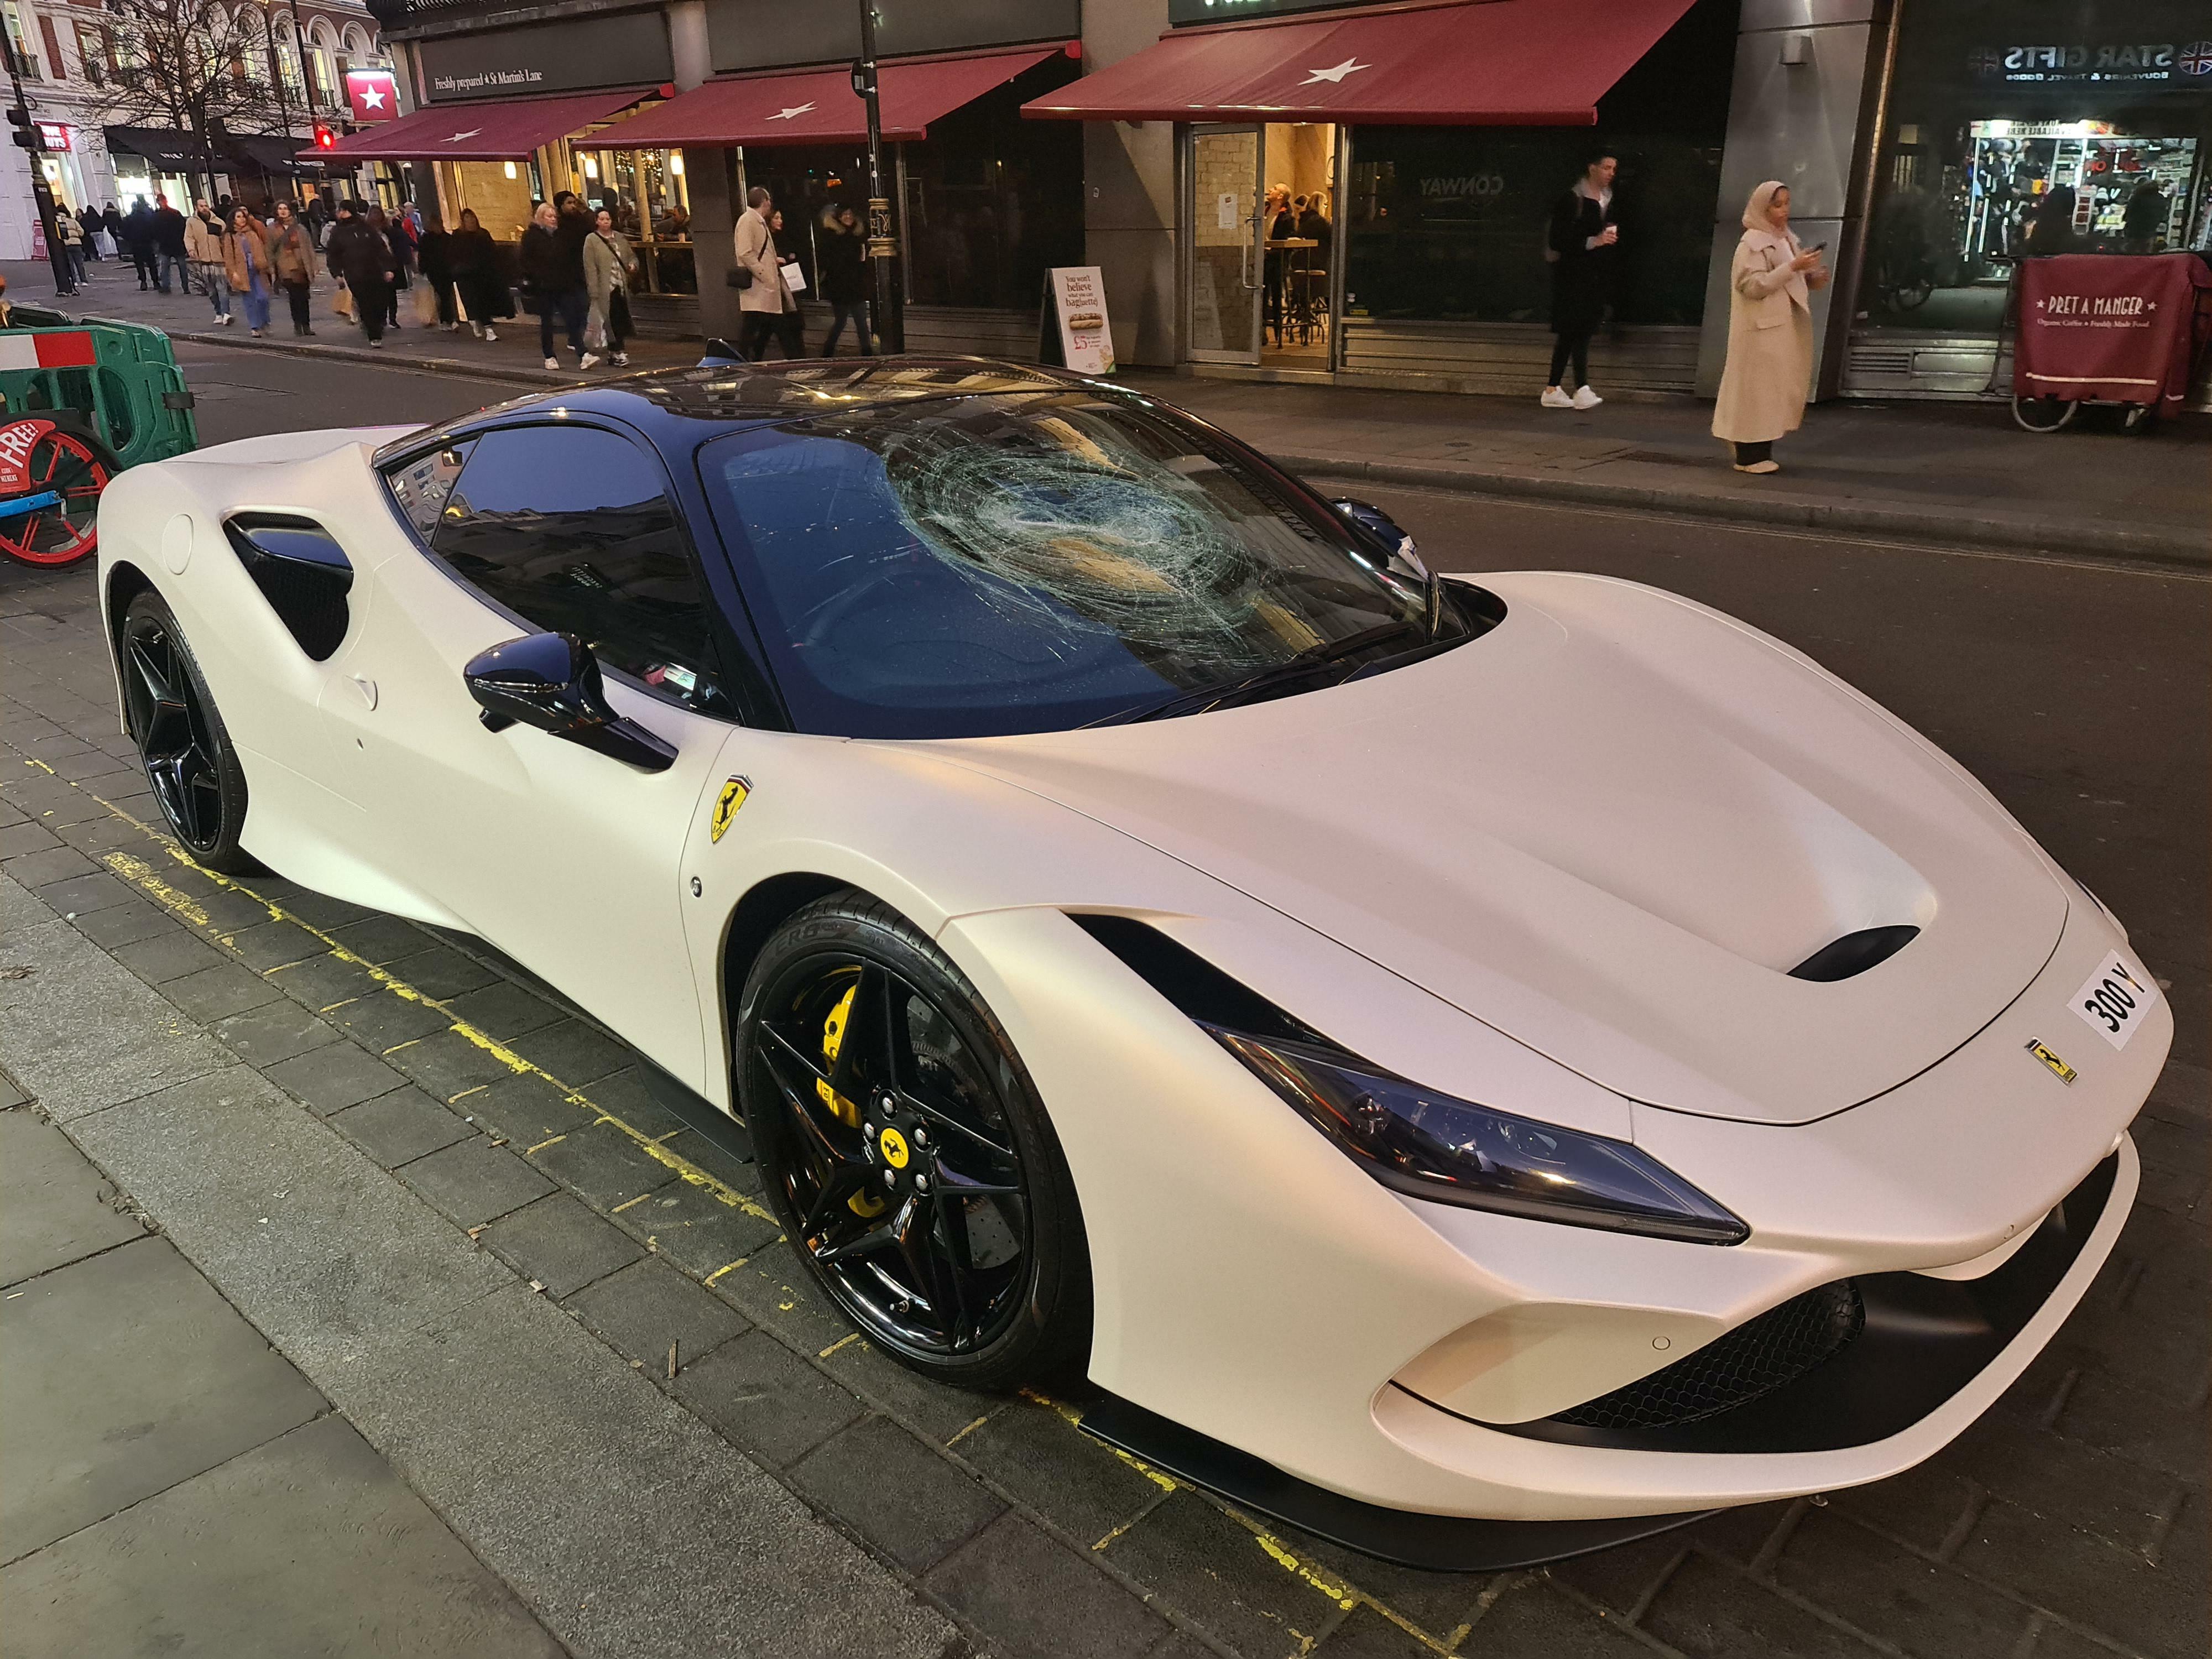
[4,549,2208,1657]
[12,258,2203,565]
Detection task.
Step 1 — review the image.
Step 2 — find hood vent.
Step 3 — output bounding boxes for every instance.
[1788,925,1920,984]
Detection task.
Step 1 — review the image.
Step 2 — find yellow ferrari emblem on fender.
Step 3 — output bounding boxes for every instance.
[709,776,751,844]
[2025,1039,2077,1084]
[879,1127,911,1169]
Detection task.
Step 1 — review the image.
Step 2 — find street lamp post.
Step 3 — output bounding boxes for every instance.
[4,49,77,296]
[852,0,901,353]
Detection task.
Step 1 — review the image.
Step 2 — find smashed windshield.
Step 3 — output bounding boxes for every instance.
[700,390,1437,738]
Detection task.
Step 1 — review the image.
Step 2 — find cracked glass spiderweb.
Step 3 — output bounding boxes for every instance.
[875,412,1282,659]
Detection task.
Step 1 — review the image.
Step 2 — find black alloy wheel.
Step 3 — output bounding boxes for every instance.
[740,893,1091,1390]
[119,590,257,873]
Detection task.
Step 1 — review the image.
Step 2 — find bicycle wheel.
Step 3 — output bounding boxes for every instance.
[2011,395,2077,434]
[0,428,111,566]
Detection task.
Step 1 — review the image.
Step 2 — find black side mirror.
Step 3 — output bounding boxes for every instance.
[462,632,677,773]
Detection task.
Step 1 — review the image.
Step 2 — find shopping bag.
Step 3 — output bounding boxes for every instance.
[780,259,807,295]
[93,231,117,259]
[412,282,439,325]
[583,314,606,351]
[332,284,356,321]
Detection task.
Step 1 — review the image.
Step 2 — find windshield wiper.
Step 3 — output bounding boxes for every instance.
[1084,620,1430,727]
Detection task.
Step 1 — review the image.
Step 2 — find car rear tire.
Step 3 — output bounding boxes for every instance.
[119,589,258,874]
[737,890,1092,1391]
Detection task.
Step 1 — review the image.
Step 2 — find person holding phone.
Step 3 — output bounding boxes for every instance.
[1541,151,1621,410]
[1712,180,1828,474]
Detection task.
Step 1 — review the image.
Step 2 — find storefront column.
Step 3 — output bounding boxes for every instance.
[668,0,738,341]
[1079,0,1176,368]
[1694,0,1888,400]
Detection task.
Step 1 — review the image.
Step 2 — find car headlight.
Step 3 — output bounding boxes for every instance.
[1206,1026,1748,1245]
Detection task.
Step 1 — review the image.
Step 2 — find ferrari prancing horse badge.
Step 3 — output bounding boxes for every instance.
[709,776,752,843]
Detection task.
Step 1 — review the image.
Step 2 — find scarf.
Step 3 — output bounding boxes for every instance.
[1740,180,1797,256]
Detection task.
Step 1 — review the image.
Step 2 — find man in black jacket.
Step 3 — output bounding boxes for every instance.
[325,201,397,346]
[122,201,159,290]
[1542,152,1619,411]
[152,196,191,294]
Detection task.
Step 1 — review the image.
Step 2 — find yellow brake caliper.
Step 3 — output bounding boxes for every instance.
[817,982,887,1219]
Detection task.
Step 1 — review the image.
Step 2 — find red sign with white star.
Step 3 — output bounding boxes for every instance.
[346,68,399,123]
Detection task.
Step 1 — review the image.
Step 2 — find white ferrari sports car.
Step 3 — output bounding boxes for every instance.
[97,359,2168,1566]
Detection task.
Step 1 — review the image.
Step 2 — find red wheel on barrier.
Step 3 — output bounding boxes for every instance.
[0,427,110,567]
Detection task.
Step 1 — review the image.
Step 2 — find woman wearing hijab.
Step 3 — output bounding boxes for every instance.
[1712,180,1827,475]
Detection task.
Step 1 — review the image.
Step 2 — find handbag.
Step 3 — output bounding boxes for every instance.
[725,264,753,290]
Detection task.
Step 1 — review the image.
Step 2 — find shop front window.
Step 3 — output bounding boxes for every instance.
[575,145,695,294]
[1340,0,1733,331]
[1863,0,2212,336]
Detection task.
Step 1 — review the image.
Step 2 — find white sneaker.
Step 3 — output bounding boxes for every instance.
[483,327,497,342]
[1571,385,1603,410]
[612,352,629,366]
[580,352,601,369]
[544,356,560,370]
[1540,387,1574,409]
[469,322,482,338]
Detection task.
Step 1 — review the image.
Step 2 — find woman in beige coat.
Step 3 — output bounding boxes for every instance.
[1712,180,1827,474]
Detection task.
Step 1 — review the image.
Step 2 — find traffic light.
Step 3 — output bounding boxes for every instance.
[6,108,42,152]
[312,123,336,151]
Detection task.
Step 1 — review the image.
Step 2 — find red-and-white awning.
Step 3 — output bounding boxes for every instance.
[301,86,657,162]
[1021,0,1697,127]
[606,45,1071,149]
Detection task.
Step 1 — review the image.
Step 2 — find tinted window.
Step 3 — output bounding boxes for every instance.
[387,440,472,538]
[699,391,1433,739]
[429,425,730,713]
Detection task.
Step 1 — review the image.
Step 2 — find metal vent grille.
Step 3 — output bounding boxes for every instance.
[1550,1281,1864,1432]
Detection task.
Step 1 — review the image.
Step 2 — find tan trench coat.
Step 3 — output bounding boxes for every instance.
[1712,229,1814,445]
[732,207,794,315]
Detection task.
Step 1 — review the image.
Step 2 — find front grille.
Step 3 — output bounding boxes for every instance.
[1550,1282,1864,1432]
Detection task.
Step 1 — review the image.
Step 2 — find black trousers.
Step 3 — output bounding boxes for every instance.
[353,281,391,343]
[1733,441,1773,465]
[429,277,457,325]
[131,245,158,288]
[284,281,312,332]
[1548,330,1591,389]
[821,301,871,355]
[737,311,800,360]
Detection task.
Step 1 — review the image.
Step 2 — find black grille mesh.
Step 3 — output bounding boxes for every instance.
[1550,1281,1865,1432]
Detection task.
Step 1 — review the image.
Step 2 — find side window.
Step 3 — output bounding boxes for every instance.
[386,440,472,538]
[429,425,731,713]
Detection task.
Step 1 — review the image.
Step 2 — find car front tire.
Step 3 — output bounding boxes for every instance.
[737,890,1092,1391]
[118,589,258,874]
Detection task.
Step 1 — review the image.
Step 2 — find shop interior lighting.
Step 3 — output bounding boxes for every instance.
[583,154,599,179]
[503,160,517,179]
[670,152,684,176]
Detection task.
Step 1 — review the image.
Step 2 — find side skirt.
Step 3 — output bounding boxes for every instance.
[1077,1394,1713,1572]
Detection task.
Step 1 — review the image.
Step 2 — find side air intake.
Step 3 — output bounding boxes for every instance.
[223,513,353,661]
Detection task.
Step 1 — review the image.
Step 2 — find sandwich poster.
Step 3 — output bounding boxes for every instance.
[1045,267,1115,375]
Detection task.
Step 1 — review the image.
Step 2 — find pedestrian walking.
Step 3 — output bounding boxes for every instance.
[768,208,807,357]
[732,186,797,360]
[325,200,397,347]
[224,206,274,336]
[123,200,158,289]
[366,206,409,329]
[583,208,637,367]
[186,201,230,324]
[152,196,191,294]
[54,208,85,286]
[1712,180,1827,476]
[267,201,317,336]
[76,204,102,259]
[520,200,596,369]
[450,208,509,342]
[2022,186,2084,258]
[817,202,871,356]
[1541,152,1619,410]
[2120,181,2168,254]
[416,210,460,330]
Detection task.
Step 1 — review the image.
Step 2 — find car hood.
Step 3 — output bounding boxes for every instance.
[925,572,2069,1125]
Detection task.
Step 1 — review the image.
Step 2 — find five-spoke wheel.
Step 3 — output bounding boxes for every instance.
[119,591,255,872]
[741,893,1089,1389]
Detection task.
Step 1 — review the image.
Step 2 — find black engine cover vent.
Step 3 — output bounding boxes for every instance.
[1788,924,1920,983]
[223,513,353,662]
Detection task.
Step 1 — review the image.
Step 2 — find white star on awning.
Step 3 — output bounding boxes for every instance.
[439,129,482,143]
[765,102,817,121]
[1300,58,1371,85]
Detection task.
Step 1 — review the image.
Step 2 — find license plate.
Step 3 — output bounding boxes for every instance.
[2071,951,2159,1051]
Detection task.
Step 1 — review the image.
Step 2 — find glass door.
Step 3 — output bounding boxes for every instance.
[1187,126,1264,364]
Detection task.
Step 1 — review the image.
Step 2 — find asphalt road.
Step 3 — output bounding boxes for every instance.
[180,338,2211,1070]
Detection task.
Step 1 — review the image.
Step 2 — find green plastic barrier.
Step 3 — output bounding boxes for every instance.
[0,306,199,471]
